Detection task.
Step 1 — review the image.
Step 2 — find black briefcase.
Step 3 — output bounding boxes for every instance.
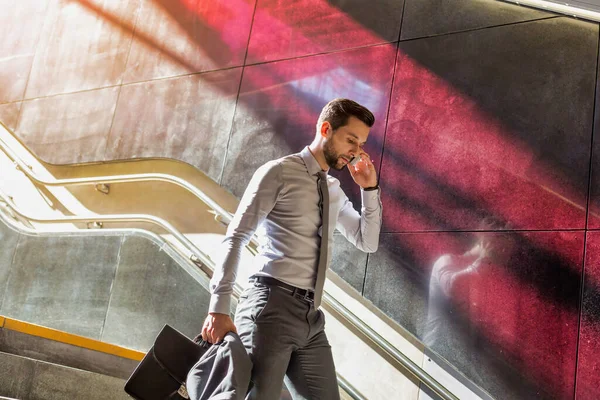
[124,324,210,400]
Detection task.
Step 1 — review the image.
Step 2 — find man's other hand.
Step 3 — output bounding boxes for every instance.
[201,313,237,344]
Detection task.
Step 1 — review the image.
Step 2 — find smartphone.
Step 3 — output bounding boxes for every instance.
[349,155,361,166]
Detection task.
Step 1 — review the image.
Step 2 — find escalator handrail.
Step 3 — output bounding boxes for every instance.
[0,190,458,400]
[0,188,214,277]
[0,130,458,400]
[0,134,259,253]
[324,293,458,400]
[0,192,366,399]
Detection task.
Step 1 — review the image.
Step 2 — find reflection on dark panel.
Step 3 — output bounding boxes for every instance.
[247,0,404,63]
[587,55,600,229]
[221,44,396,204]
[382,18,596,232]
[330,233,369,293]
[365,231,583,399]
[401,0,551,40]
[576,232,600,400]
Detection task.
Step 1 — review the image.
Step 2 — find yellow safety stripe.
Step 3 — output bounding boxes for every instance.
[0,316,144,361]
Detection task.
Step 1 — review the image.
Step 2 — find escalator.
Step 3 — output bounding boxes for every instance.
[0,120,467,400]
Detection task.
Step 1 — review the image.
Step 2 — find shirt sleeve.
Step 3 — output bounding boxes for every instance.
[335,187,382,253]
[208,161,284,314]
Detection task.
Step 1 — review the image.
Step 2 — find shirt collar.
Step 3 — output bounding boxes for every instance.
[300,146,329,176]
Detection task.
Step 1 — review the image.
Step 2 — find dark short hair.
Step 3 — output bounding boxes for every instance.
[317,98,375,131]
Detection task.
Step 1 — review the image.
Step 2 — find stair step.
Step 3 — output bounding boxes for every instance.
[0,327,138,380]
[0,351,129,400]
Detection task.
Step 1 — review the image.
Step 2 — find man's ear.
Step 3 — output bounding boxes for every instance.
[320,121,331,138]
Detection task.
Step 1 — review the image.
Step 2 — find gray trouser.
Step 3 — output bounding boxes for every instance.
[234,280,341,400]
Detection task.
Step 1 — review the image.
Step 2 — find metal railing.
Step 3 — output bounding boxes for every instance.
[0,191,366,399]
[0,188,212,278]
[0,130,458,400]
[0,136,231,221]
[0,135,258,254]
[500,0,600,23]
[0,191,459,399]
[325,294,458,400]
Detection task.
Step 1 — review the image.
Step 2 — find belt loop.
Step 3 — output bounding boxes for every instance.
[304,291,314,302]
[292,287,298,296]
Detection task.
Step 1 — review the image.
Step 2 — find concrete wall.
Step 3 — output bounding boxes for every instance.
[0,218,210,352]
[1,1,599,399]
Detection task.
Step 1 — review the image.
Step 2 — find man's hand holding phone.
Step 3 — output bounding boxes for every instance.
[348,152,378,189]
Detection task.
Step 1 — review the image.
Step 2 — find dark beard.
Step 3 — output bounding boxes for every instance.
[323,140,344,170]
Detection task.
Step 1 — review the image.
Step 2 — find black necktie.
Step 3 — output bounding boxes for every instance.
[314,171,330,308]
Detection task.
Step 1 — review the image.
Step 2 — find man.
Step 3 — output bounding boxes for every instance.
[423,218,515,390]
[201,98,383,399]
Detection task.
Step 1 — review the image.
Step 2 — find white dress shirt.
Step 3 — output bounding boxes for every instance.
[209,146,382,314]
